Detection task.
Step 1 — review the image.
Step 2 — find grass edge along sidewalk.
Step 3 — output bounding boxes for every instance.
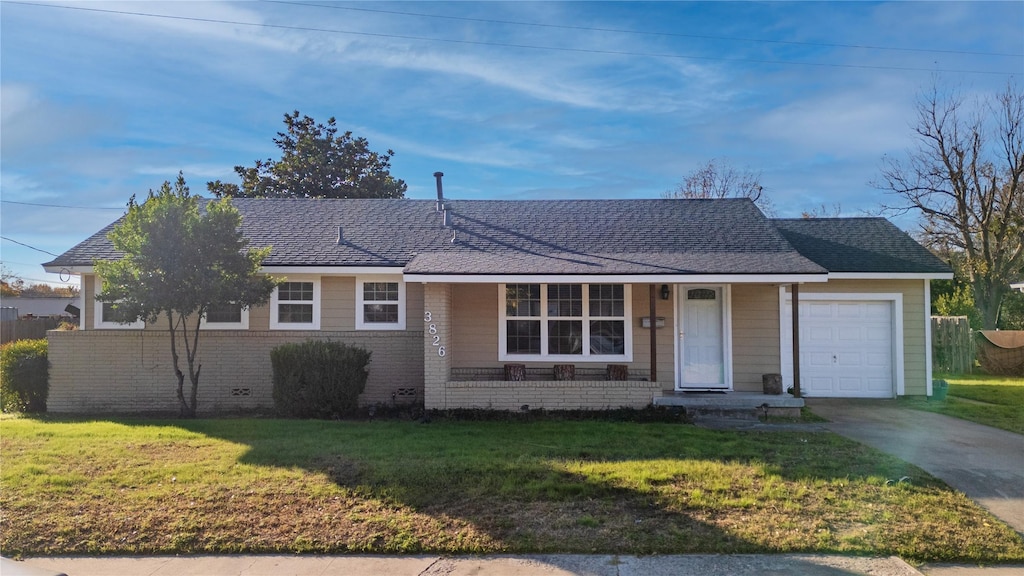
[2,415,1023,563]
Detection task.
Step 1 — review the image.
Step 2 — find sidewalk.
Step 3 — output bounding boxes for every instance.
[9,553,1024,575]
[0,553,930,576]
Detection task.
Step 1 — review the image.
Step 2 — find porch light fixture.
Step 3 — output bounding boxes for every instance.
[660,284,670,300]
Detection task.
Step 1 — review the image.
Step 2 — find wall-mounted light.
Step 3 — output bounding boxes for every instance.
[660,284,671,300]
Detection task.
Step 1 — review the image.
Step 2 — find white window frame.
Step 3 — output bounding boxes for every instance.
[93,277,144,330]
[498,283,633,362]
[200,303,250,330]
[355,276,406,330]
[270,276,321,330]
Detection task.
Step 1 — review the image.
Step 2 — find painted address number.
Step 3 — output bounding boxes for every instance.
[425,310,445,357]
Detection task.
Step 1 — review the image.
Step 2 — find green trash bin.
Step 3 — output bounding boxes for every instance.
[932,379,948,401]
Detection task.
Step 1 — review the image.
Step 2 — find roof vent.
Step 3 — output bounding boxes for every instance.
[434,171,444,212]
[336,225,344,244]
[442,208,452,228]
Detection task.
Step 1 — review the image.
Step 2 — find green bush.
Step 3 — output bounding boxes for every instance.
[271,340,371,418]
[0,338,49,413]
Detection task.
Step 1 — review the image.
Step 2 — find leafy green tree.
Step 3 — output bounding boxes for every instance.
[998,289,1024,330]
[95,174,278,417]
[932,282,982,329]
[208,111,407,199]
[879,82,1023,329]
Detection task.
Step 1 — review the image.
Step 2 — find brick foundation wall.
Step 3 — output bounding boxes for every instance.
[46,329,424,414]
[437,380,662,411]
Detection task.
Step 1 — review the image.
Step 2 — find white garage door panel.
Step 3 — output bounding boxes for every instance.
[798,300,894,398]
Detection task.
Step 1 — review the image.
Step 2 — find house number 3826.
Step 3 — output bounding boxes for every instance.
[424,311,446,357]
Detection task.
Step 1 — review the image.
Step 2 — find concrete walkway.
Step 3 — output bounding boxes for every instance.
[806,399,1024,534]
[7,554,926,576]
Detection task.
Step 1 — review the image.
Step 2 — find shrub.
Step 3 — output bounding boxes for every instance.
[0,338,49,413]
[271,340,371,418]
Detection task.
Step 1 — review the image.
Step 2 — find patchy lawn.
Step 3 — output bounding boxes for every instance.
[901,374,1024,434]
[1,415,1022,563]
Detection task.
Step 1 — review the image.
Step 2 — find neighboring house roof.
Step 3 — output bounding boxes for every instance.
[44,198,949,278]
[772,218,950,275]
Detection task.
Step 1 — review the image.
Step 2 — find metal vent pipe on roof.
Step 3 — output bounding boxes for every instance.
[336,226,344,244]
[434,171,444,212]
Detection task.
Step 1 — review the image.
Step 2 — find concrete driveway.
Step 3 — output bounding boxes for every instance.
[806,399,1024,534]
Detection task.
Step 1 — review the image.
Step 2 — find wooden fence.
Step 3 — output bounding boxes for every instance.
[931,316,974,374]
[0,318,63,345]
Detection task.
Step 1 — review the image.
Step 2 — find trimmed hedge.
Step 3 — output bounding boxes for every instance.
[0,338,49,413]
[271,340,371,418]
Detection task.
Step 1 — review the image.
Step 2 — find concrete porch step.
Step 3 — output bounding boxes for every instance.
[654,391,805,419]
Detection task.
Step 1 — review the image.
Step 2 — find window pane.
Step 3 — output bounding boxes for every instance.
[364,303,399,323]
[279,282,314,302]
[364,282,399,302]
[589,284,625,317]
[102,302,134,324]
[506,320,541,354]
[548,320,583,354]
[590,320,625,355]
[688,288,717,300]
[506,284,541,317]
[547,284,582,317]
[206,303,242,323]
[278,303,313,323]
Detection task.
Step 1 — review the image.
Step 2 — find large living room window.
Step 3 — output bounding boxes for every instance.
[356,276,406,330]
[499,283,631,361]
[270,278,320,330]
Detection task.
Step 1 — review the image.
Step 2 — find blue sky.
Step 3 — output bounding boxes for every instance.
[1,1,1021,287]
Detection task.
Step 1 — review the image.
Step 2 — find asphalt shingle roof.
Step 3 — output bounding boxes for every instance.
[772,218,950,274]
[45,198,946,277]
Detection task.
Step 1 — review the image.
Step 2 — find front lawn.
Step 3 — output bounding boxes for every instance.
[1,415,1022,562]
[901,374,1024,434]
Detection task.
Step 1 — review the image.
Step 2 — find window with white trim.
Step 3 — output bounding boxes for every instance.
[200,303,249,330]
[356,277,406,330]
[93,278,144,329]
[270,278,321,330]
[499,283,632,361]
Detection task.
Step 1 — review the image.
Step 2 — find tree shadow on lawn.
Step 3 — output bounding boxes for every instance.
[6,416,1022,562]
[139,417,1018,561]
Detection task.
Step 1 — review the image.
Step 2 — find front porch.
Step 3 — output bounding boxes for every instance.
[654,390,805,418]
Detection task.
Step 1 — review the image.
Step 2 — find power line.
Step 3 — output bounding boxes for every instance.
[1,200,125,210]
[266,0,1024,59]
[5,1,1019,76]
[0,236,59,257]
[6,276,79,286]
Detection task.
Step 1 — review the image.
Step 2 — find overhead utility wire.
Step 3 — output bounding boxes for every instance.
[266,0,1024,59]
[1,200,124,210]
[0,236,59,257]
[5,2,1017,76]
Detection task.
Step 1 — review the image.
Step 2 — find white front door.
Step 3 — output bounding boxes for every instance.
[677,286,730,390]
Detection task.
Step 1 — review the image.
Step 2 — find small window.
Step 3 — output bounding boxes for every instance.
[270,278,320,330]
[356,277,406,330]
[200,302,249,330]
[688,288,717,300]
[93,278,144,329]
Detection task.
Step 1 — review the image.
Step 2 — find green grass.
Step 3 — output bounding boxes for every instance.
[901,374,1024,434]
[1,415,1022,563]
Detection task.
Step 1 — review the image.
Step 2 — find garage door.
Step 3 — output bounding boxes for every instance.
[784,300,894,398]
